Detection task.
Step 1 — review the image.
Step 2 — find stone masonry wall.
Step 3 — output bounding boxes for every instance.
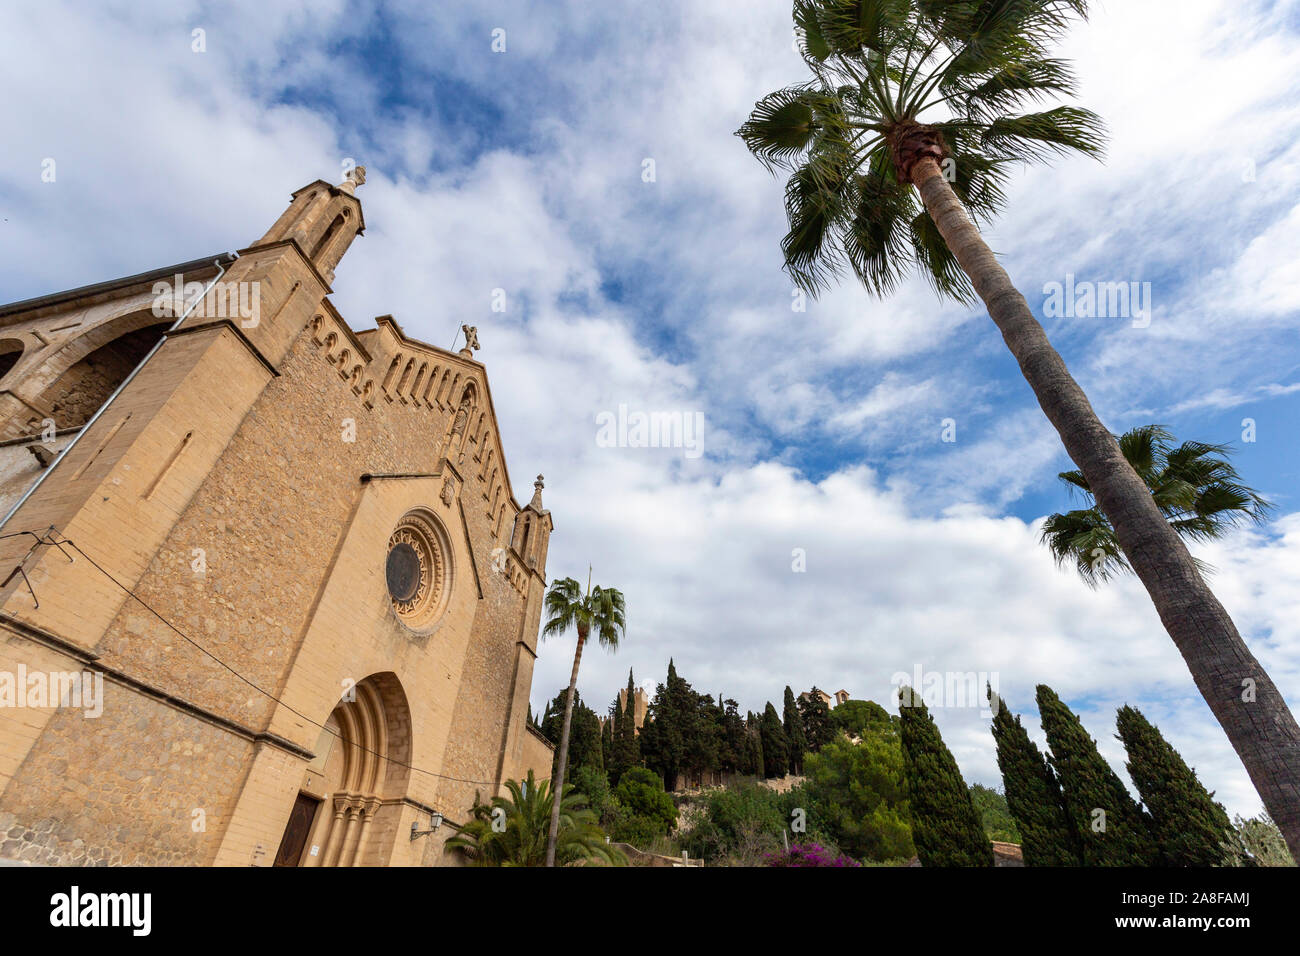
[0,287,544,863]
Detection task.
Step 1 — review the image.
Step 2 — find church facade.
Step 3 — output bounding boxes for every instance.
[0,168,555,865]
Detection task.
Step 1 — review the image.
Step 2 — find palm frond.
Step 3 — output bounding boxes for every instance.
[1043,424,1271,586]
[740,0,1100,305]
[1056,468,1092,502]
[542,575,626,650]
[736,84,825,172]
[1191,482,1273,527]
[1116,424,1171,482]
[591,585,627,650]
[814,0,913,58]
[842,162,918,297]
[794,0,833,63]
[981,106,1106,163]
[541,576,583,639]
[781,161,854,295]
[1039,507,1125,588]
[958,57,1079,120]
[445,770,625,866]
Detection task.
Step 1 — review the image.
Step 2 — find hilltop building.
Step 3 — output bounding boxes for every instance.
[616,684,650,732]
[797,687,851,708]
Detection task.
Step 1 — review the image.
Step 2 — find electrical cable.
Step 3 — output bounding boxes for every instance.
[7,527,523,798]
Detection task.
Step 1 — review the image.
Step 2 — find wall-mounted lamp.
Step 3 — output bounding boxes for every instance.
[410,812,444,841]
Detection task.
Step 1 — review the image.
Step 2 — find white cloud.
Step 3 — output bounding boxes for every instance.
[829,374,937,434]
[1162,382,1300,416]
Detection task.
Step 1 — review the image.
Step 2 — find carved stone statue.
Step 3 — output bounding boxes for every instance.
[461,324,480,353]
[451,395,471,436]
[338,164,367,195]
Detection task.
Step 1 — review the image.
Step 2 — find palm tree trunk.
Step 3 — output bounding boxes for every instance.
[911,154,1300,859]
[545,627,587,867]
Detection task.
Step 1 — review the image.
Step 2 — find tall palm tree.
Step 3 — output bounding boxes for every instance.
[541,572,627,866]
[738,0,1300,855]
[1043,425,1273,585]
[445,769,625,866]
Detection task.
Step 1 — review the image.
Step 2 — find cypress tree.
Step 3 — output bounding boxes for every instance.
[601,711,613,775]
[623,679,640,765]
[721,696,746,774]
[988,687,1081,865]
[1116,705,1238,866]
[682,688,720,783]
[666,660,699,785]
[638,679,668,787]
[587,714,603,777]
[1036,685,1159,866]
[799,687,835,751]
[897,687,993,866]
[745,711,764,780]
[539,687,603,785]
[642,659,695,790]
[608,695,621,781]
[609,687,625,782]
[664,660,685,788]
[610,669,640,783]
[783,686,808,775]
[623,670,638,730]
[637,709,662,783]
[760,702,788,779]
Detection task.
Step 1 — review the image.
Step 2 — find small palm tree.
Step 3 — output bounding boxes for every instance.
[1042,426,1273,585]
[541,572,626,867]
[445,770,625,867]
[738,0,1300,856]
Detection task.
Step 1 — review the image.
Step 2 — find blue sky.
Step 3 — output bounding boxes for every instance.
[2,0,1299,815]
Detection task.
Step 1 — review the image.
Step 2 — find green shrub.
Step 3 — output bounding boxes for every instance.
[799,734,915,862]
[570,765,617,825]
[680,782,786,864]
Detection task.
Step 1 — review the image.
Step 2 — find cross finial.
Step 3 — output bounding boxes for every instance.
[459,324,480,358]
[338,164,367,194]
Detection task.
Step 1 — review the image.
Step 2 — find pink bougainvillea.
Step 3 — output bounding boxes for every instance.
[764,843,861,867]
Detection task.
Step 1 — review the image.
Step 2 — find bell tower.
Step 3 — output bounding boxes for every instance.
[511,475,553,570]
[251,166,367,284]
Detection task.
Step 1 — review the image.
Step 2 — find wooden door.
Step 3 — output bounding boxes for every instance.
[273,793,320,867]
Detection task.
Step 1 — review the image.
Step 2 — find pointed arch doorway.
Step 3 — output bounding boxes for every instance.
[274,673,413,867]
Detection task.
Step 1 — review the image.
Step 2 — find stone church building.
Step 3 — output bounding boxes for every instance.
[0,168,555,865]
